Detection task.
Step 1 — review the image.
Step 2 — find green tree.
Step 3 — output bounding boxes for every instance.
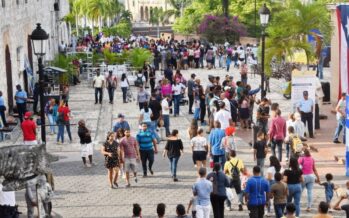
[149,7,167,38]
[128,48,154,70]
[164,0,193,19]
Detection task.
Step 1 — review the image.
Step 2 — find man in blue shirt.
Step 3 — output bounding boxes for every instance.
[14,84,27,123]
[297,91,314,138]
[136,122,158,177]
[192,167,212,218]
[208,121,226,167]
[113,113,130,132]
[245,166,270,218]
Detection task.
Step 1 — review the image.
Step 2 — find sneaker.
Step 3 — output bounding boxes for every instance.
[86,163,91,168]
[142,174,147,178]
[173,178,178,182]
[149,169,154,175]
[333,140,341,144]
[125,184,131,188]
[238,204,243,211]
[90,162,97,166]
[225,206,232,211]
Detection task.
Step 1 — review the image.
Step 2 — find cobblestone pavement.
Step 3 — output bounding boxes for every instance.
[11,67,345,217]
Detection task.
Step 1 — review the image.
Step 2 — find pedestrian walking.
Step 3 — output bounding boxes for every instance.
[253,131,268,176]
[191,128,208,172]
[209,121,226,166]
[224,150,245,211]
[298,149,320,212]
[106,70,117,104]
[120,129,140,187]
[256,98,270,135]
[120,73,129,103]
[320,173,336,207]
[45,98,58,135]
[21,112,37,145]
[297,91,314,138]
[101,132,120,189]
[0,91,8,127]
[163,129,183,182]
[284,157,303,217]
[214,102,231,130]
[0,183,18,218]
[268,109,286,162]
[57,100,72,144]
[172,78,186,117]
[266,155,284,215]
[222,126,236,161]
[14,84,27,123]
[113,113,130,133]
[207,163,230,218]
[161,95,171,136]
[78,120,94,167]
[271,172,288,218]
[137,86,150,110]
[245,166,270,218]
[93,69,105,104]
[192,167,212,218]
[188,74,196,114]
[136,122,158,177]
[333,92,346,143]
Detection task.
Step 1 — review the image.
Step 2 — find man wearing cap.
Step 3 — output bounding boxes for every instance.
[15,84,27,123]
[106,70,117,104]
[187,73,196,114]
[113,114,130,133]
[297,91,314,138]
[21,112,37,145]
[93,69,105,104]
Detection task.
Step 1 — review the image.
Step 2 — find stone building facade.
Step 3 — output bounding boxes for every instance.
[0,0,69,112]
[124,0,172,27]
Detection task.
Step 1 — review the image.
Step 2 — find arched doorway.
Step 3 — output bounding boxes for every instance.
[5,45,13,112]
[145,7,149,21]
[140,6,144,21]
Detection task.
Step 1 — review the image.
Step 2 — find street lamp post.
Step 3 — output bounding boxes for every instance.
[259,3,270,99]
[30,23,49,145]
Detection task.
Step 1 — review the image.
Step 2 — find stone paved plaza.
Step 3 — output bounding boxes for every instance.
[8,67,345,217]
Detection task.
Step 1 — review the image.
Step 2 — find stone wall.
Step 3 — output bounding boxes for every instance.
[0,0,69,112]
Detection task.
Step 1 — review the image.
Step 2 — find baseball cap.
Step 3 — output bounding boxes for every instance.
[24,112,32,119]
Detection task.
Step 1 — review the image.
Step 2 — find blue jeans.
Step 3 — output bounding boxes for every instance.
[302,174,315,208]
[285,143,290,160]
[256,158,265,177]
[226,58,231,72]
[274,204,286,218]
[271,139,283,162]
[47,114,56,134]
[150,121,161,143]
[163,115,170,136]
[65,121,72,141]
[57,124,65,143]
[212,154,226,168]
[169,156,180,178]
[107,87,115,103]
[194,108,200,120]
[334,117,346,142]
[287,183,302,217]
[121,87,127,102]
[173,95,181,115]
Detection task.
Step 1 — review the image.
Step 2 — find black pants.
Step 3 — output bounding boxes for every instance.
[107,87,115,103]
[0,205,19,218]
[248,205,265,218]
[121,87,127,102]
[33,98,38,114]
[315,103,320,129]
[150,80,155,93]
[17,103,26,123]
[341,204,349,218]
[301,112,313,137]
[95,88,103,103]
[0,110,7,126]
[210,194,226,218]
[188,94,194,113]
[139,102,145,110]
[140,149,154,176]
[200,103,206,123]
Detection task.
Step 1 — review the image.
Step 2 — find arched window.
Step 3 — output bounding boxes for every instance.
[145,7,149,21]
[140,6,144,21]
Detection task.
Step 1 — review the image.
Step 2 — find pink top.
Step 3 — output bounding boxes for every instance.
[298,156,314,175]
[241,100,249,108]
[268,116,286,141]
[161,84,172,96]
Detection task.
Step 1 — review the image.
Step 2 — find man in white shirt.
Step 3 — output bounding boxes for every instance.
[333,93,346,143]
[93,69,105,104]
[297,91,314,138]
[220,93,231,113]
[161,95,171,136]
[0,183,17,217]
[214,102,232,130]
[172,79,186,117]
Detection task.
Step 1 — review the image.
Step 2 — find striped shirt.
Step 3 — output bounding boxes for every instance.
[136,130,155,150]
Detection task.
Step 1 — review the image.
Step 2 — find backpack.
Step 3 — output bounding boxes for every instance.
[291,135,303,153]
[135,74,143,87]
[229,160,240,182]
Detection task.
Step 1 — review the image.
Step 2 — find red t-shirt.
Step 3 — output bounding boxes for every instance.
[58,106,70,121]
[21,120,36,141]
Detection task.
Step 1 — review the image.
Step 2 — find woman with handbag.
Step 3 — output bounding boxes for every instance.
[78,120,94,167]
[101,132,121,189]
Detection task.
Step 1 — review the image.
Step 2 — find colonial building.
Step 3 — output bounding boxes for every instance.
[124,0,172,27]
[0,0,69,112]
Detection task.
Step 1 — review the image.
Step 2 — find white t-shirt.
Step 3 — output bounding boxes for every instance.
[267,166,285,180]
[161,99,170,115]
[336,99,346,120]
[172,83,186,95]
[140,108,153,123]
[0,184,16,206]
[93,75,105,88]
[120,79,129,88]
[223,98,231,113]
[214,110,231,130]
[191,136,207,151]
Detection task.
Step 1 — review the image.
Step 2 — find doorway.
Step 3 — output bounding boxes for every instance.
[5,45,14,112]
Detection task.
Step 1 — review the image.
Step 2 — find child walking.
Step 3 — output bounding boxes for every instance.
[320,173,336,210]
[253,131,268,176]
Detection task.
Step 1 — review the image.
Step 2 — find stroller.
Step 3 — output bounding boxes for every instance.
[127,88,135,102]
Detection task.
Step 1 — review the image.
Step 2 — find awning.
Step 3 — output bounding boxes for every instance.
[44,66,67,73]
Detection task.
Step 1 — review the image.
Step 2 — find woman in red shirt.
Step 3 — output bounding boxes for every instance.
[57,100,72,144]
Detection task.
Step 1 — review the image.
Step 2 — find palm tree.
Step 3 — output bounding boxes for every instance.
[104,0,123,27]
[149,8,166,38]
[164,0,192,20]
[86,0,107,32]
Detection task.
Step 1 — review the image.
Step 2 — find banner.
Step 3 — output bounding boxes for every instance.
[291,70,317,112]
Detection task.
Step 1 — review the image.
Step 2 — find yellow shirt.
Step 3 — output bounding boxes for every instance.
[224,158,244,177]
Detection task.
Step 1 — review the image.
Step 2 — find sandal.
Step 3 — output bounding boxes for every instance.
[113,182,118,188]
